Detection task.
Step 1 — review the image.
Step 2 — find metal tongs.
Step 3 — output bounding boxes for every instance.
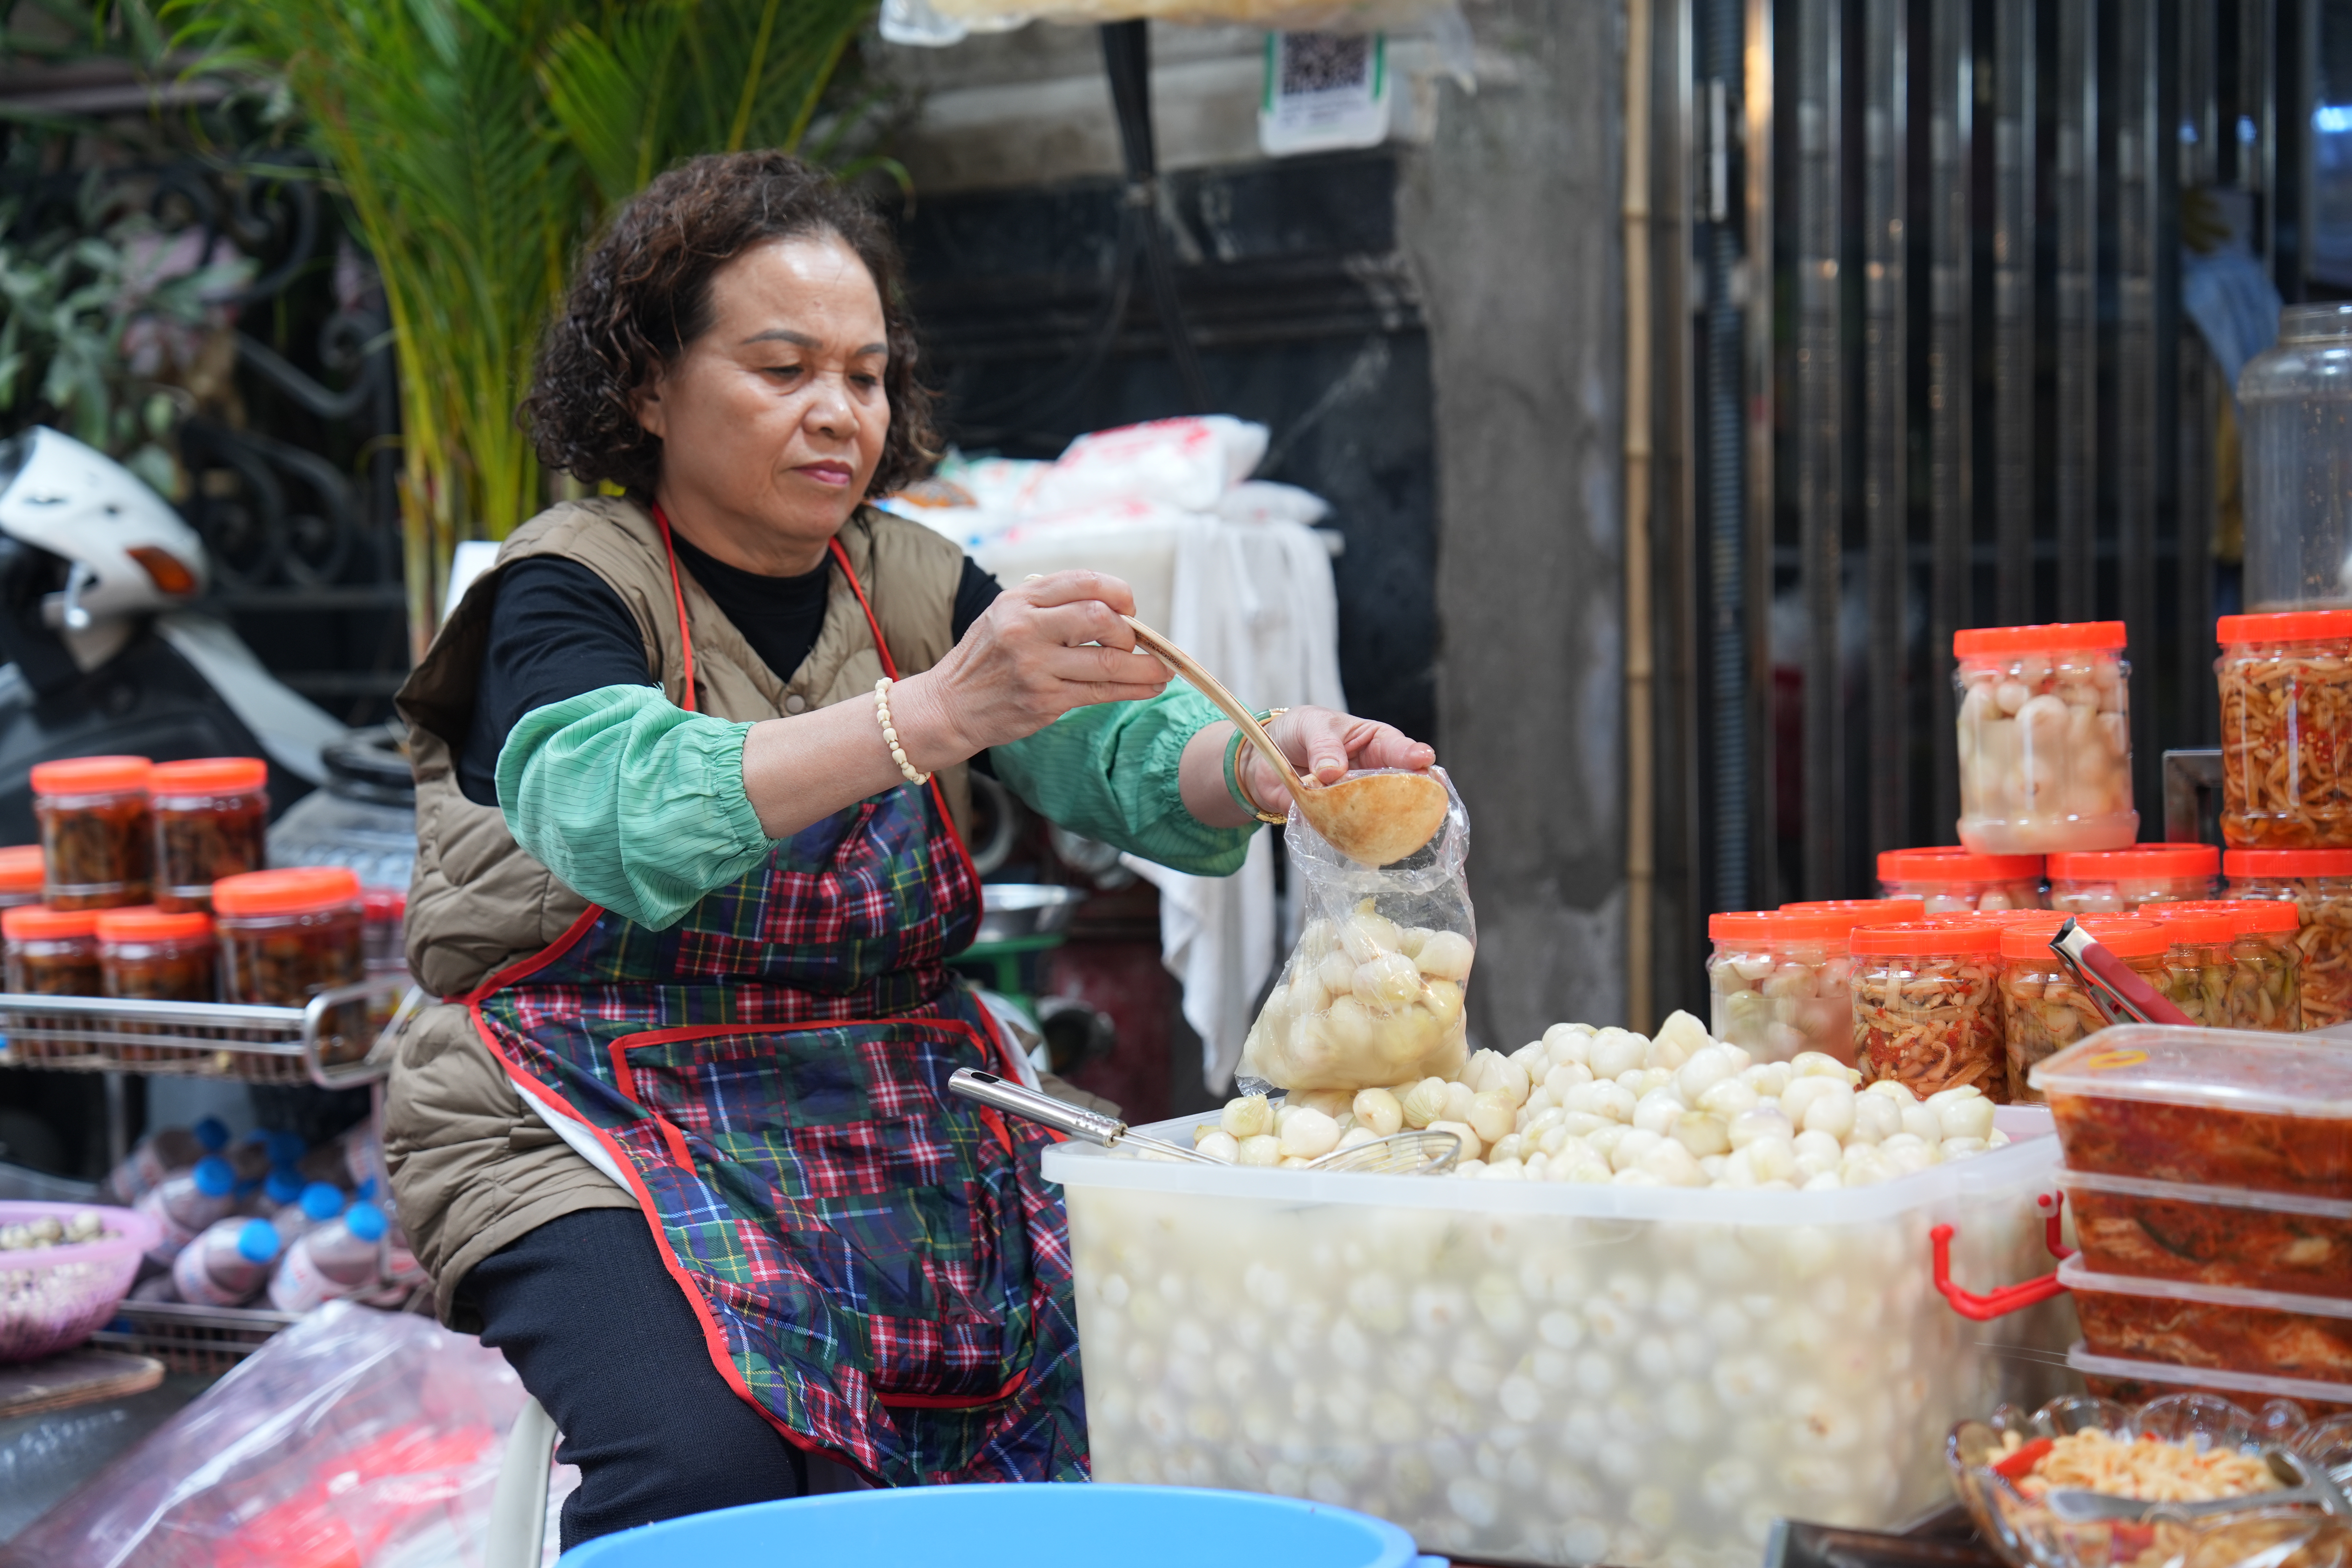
[2045,1447,2352,1523]
[2049,917,2195,1027]
[947,1069,1464,1175]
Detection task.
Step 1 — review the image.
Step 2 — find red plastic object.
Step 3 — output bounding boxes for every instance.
[1931,1193,2072,1321]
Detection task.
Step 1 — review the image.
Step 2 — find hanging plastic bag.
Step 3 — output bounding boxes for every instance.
[1237,768,1472,1092]
[0,1298,558,1568]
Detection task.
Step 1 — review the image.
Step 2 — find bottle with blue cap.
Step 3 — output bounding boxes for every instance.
[173,1216,282,1305]
[272,1180,347,1245]
[269,1199,386,1312]
[135,1154,239,1262]
[100,1115,230,1206]
[250,1165,306,1218]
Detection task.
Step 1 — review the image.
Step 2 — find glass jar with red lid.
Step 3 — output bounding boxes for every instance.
[1954,622,2137,854]
[360,886,406,1029]
[0,845,46,911]
[1710,900,1925,1066]
[2145,899,2303,1032]
[96,905,217,1062]
[2045,843,2220,913]
[1997,915,2170,1103]
[148,757,268,913]
[213,867,367,1063]
[2225,847,2352,1029]
[32,755,151,910]
[1876,846,2046,913]
[1848,919,2007,1099]
[2216,609,2352,848]
[3,904,98,1059]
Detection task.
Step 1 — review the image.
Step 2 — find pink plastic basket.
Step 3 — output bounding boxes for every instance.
[0,1199,160,1362]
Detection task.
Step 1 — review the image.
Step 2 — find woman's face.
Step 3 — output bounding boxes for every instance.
[635,231,890,572]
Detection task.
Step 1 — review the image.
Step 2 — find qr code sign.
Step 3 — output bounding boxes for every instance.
[1279,32,1372,97]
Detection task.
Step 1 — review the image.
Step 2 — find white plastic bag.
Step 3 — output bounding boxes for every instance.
[1021,416,1268,516]
[1237,768,1473,1092]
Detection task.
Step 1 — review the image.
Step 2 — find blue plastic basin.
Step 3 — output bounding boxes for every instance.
[557,1483,1444,1567]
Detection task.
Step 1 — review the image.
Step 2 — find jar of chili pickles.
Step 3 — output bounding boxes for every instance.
[2045,844,2220,913]
[1998,915,2169,1102]
[96,906,216,1003]
[2224,847,2352,1030]
[1954,622,2138,853]
[1848,919,2008,1099]
[0,845,45,910]
[2145,899,2304,1032]
[213,867,366,1064]
[32,756,151,910]
[1876,846,2046,913]
[2216,609,2352,848]
[3,904,98,1059]
[148,758,267,913]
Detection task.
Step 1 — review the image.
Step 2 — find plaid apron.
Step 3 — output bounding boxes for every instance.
[462,518,1087,1487]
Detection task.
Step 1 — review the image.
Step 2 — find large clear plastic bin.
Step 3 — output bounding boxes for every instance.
[1046,1110,2072,1568]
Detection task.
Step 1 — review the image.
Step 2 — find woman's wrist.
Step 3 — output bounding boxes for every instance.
[874,668,970,774]
[1180,721,1257,829]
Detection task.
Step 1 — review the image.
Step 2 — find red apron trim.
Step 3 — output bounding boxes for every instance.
[649,502,700,714]
[466,999,884,1481]
[878,1368,1029,1411]
[459,901,607,1007]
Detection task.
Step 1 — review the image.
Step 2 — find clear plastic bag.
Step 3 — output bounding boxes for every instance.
[1237,768,1472,1092]
[0,1299,550,1567]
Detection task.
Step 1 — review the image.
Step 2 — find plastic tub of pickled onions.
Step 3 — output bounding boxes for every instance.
[557,1484,1438,1566]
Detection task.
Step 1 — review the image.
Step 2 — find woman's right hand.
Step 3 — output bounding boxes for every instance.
[889,570,1172,769]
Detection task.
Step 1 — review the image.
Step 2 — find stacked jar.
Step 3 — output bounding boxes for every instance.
[1709,902,1918,1066]
[148,758,268,914]
[2224,848,2352,1030]
[95,906,217,1062]
[1876,846,2045,913]
[1954,622,2137,853]
[2,904,99,1058]
[1848,920,2007,1099]
[1998,915,2171,1103]
[360,886,407,1030]
[2045,844,2221,914]
[2216,610,2352,849]
[31,756,152,910]
[0,845,44,911]
[2143,900,2304,1032]
[214,868,367,1064]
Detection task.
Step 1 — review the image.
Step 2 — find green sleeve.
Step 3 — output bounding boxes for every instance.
[989,681,1258,877]
[496,683,771,931]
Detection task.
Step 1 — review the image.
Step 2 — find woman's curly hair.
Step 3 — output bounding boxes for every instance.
[522,150,938,499]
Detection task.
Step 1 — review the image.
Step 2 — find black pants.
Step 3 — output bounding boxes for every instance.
[468,1208,862,1550]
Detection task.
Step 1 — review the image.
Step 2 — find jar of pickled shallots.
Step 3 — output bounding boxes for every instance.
[148,757,267,914]
[213,868,366,1063]
[1954,622,2137,854]
[1998,915,2169,1103]
[1849,920,2007,1100]
[32,756,151,910]
[2224,847,2352,1030]
[1876,846,2046,913]
[2145,898,2304,1032]
[0,845,44,911]
[2216,610,2352,848]
[2045,843,2220,913]
[1710,902,1924,1066]
[3,904,99,1059]
[96,906,216,1004]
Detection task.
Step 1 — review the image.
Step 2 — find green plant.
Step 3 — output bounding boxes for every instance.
[173,0,883,659]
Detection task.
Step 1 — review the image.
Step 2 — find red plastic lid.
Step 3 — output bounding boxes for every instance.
[2224,848,2352,878]
[1849,919,2001,956]
[1777,898,1929,928]
[149,757,266,796]
[1996,914,2170,959]
[30,756,152,796]
[3,904,96,941]
[2149,898,2304,935]
[1953,622,2127,657]
[1970,907,2065,925]
[0,845,43,894]
[94,905,213,943]
[2217,610,2352,645]
[2045,844,2221,881]
[2145,908,2241,945]
[361,887,406,921]
[1877,846,2045,883]
[212,867,361,919]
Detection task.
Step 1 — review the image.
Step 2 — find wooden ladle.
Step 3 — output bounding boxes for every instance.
[1123,616,1450,867]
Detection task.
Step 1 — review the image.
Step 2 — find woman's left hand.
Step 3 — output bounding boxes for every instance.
[1180,705,1435,829]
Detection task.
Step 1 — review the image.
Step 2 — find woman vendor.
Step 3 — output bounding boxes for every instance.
[384,150,1436,1549]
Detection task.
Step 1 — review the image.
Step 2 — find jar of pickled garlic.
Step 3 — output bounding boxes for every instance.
[1998,915,2169,1103]
[2045,843,2220,913]
[31,755,152,910]
[1849,920,2007,1099]
[148,757,268,914]
[2,904,98,1060]
[2143,898,2304,1032]
[1710,902,1923,1066]
[214,867,367,1064]
[0,845,44,910]
[1876,846,2046,913]
[2224,847,2352,1030]
[1954,622,2137,853]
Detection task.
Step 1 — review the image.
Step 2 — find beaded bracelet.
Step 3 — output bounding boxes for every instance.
[1224,707,1290,825]
[873,678,931,785]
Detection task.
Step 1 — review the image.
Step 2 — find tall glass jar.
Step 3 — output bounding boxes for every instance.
[2045,844,2220,913]
[31,755,152,910]
[1954,622,2137,853]
[1708,910,1860,1066]
[2239,302,2352,611]
[2224,847,2352,1030]
[213,867,367,1064]
[148,757,268,914]
[2215,610,2352,849]
[1876,846,2045,913]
